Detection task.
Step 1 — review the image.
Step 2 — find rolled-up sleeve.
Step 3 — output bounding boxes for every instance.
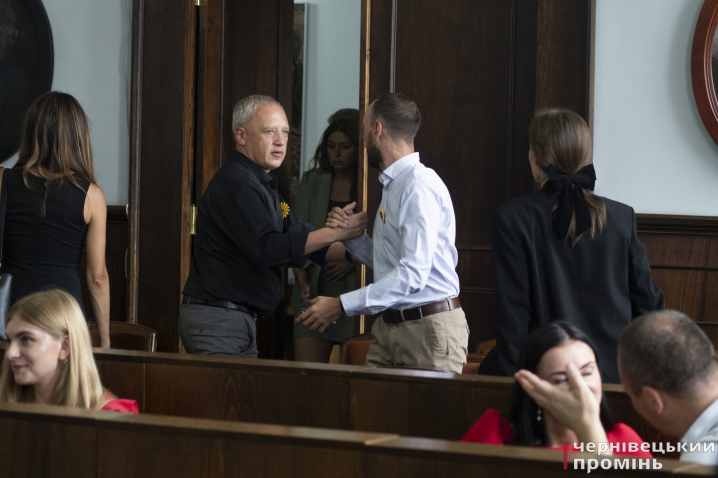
[343,234,373,269]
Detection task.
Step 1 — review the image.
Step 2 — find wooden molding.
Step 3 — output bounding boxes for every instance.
[128,0,144,325]
[691,0,718,147]
[636,213,718,235]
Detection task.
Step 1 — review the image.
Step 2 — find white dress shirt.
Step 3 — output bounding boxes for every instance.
[340,152,460,316]
[680,397,718,465]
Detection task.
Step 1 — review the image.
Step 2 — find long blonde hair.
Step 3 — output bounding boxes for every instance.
[529,108,606,245]
[0,290,104,408]
[15,92,97,219]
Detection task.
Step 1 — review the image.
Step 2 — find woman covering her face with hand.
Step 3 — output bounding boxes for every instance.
[0,289,137,412]
[462,322,650,458]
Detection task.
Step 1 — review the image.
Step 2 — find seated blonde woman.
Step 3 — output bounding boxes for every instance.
[0,290,137,412]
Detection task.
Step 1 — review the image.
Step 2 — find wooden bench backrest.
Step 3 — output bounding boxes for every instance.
[0,403,709,478]
[90,349,670,446]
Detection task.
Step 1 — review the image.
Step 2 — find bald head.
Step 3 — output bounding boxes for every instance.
[618,310,718,398]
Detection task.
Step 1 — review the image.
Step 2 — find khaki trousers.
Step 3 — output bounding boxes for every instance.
[365,307,469,374]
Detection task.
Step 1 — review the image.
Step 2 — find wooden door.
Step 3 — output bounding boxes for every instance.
[194,0,295,358]
[129,0,197,352]
[359,0,594,351]
[129,0,294,354]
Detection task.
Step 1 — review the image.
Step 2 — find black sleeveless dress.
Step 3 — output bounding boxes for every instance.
[2,170,90,313]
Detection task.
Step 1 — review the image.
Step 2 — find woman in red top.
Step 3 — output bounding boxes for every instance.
[462,322,650,458]
[0,290,137,413]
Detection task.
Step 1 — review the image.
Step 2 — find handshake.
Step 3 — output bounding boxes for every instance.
[325,201,368,241]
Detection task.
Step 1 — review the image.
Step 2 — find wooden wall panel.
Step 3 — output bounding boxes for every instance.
[395,1,513,247]
[510,0,541,198]
[194,0,223,198]
[361,0,593,349]
[132,0,196,352]
[637,214,718,349]
[535,0,594,119]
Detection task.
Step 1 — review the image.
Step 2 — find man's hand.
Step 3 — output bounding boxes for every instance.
[332,210,367,241]
[514,364,607,446]
[294,296,344,333]
[326,202,356,229]
[325,261,355,281]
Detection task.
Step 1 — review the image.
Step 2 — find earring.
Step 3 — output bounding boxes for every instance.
[536,407,542,422]
[62,358,68,366]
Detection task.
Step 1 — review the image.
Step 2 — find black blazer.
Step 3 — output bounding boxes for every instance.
[491,189,664,383]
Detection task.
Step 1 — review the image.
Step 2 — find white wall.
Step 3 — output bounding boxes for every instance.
[297,0,361,174]
[6,0,132,206]
[594,0,718,215]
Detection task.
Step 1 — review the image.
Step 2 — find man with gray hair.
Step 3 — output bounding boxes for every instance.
[180,95,368,357]
[618,310,718,465]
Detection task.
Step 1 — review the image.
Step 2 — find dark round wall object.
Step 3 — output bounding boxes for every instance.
[692,0,718,149]
[0,0,54,163]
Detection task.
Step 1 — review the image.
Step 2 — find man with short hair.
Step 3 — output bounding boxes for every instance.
[180,95,368,357]
[296,93,468,374]
[618,310,718,465]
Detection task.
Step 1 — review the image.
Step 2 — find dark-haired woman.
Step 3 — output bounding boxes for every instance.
[0,92,110,347]
[291,115,359,362]
[485,108,663,383]
[462,322,650,457]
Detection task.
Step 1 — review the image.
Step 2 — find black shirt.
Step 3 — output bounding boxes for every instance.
[492,189,664,383]
[183,151,326,317]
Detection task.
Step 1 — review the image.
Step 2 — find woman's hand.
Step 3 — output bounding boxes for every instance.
[325,262,355,282]
[514,364,608,447]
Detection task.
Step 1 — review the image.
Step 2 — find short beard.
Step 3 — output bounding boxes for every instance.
[366,141,382,170]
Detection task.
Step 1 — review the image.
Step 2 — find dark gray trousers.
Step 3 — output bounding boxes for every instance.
[179,303,258,358]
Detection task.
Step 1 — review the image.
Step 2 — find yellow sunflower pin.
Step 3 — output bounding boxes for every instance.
[281,202,290,218]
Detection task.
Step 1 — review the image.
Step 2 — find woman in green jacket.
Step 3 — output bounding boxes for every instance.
[292,115,359,362]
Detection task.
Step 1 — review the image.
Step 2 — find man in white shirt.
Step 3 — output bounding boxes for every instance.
[295,93,468,373]
[618,311,718,466]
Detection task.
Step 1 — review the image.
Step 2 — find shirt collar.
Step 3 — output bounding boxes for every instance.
[233,150,277,188]
[681,397,718,443]
[379,152,420,187]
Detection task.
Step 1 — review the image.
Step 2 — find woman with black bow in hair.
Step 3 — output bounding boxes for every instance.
[481,108,664,383]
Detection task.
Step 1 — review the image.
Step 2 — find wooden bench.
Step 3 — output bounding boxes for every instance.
[85,349,669,447]
[0,403,710,478]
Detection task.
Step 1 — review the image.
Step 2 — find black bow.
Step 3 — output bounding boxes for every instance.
[546,163,596,240]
